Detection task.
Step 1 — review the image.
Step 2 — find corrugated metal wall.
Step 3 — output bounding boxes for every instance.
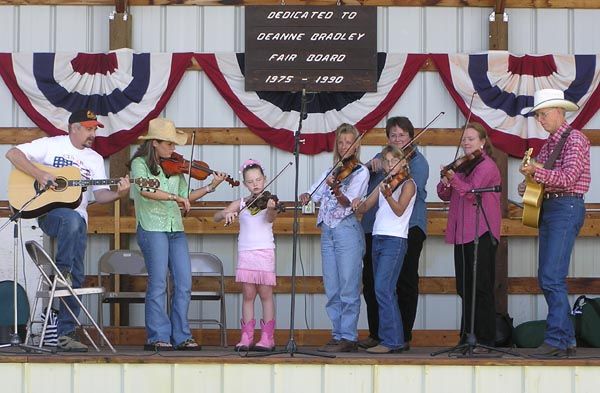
[1,5,599,331]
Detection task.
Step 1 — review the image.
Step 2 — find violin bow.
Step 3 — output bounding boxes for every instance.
[182,130,196,217]
[353,111,445,212]
[400,111,444,153]
[225,161,293,226]
[307,130,367,200]
[452,91,478,162]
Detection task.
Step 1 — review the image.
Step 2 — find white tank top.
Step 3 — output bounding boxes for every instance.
[238,198,275,251]
[372,179,416,238]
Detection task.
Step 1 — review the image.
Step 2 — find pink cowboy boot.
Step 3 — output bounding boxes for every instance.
[235,319,255,351]
[254,319,276,351]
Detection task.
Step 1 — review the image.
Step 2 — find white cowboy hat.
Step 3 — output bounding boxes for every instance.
[520,88,579,115]
[138,118,188,145]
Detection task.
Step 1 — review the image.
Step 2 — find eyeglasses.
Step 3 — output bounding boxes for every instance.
[533,109,555,120]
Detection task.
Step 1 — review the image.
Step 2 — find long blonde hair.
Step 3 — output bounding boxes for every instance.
[332,123,361,164]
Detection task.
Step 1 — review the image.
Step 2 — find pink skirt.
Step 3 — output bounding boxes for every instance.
[236,249,276,286]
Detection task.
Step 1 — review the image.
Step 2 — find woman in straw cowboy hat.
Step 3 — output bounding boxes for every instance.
[519,88,590,358]
[128,117,227,351]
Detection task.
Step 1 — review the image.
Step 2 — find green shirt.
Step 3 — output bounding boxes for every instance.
[131,157,189,232]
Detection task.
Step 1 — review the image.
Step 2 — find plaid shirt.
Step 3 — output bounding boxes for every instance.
[534,122,591,194]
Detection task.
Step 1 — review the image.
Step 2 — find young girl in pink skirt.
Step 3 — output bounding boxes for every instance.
[214,159,278,351]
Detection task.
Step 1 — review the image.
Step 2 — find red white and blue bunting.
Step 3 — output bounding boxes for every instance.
[194,53,428,154]
[1,50,600,158]
[0,49,192,157]
[431,53,600,157]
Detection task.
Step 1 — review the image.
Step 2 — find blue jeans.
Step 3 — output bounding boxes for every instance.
[136,225,192,346]
[320,215,365,342]
[38,208,87,337]
[372,235,408,349]
[539,197,585,349]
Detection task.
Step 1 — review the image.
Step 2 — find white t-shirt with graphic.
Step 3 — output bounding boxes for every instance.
[16,135,109,222]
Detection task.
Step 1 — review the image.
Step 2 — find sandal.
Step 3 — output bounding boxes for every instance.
[143,341,174,352]
[175,338,202,351]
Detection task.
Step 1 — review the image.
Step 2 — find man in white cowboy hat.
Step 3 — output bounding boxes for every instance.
[518,88,591,358]
[5,108,131,352]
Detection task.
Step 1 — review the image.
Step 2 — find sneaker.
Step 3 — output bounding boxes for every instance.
[358,336,380,349]
[319,338,358,353]
[57,332,88,352]
[317,338,340,352]
[366,344,408,354]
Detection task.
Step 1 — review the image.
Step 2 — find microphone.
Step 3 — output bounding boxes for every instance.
[468,185,501,193]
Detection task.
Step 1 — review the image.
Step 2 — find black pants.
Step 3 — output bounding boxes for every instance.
[362,226,426,342]
[454,232,497,346]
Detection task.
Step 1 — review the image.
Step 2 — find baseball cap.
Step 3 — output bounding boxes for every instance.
[68,109,104,128]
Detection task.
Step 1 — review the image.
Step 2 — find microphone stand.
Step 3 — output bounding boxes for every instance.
[243,88,334,358]
[0,187,54,353]
[431,190,519,358]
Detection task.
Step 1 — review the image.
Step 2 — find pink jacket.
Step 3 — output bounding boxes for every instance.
[437,153,502,244]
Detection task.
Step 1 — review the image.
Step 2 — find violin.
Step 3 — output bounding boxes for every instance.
[160,152,239,187]
[440,149,483,178]
[382,165,411,198]
[247,191,285,215]
[330,155,360,194]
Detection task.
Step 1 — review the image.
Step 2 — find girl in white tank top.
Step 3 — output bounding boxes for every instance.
[352,145,416,353]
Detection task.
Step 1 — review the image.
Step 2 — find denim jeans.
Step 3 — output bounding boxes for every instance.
[372,235,408,349]
[136,225,192,346]
[363,227,426,343]
[38,208,87,337]
[320,215,365,342]
[538,197,585,350]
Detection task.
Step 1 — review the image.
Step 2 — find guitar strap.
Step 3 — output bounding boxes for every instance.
[543,125,572,170]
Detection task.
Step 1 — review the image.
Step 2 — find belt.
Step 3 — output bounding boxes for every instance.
[543,192,583,200]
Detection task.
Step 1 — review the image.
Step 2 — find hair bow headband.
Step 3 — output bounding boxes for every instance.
[240,158,263,173]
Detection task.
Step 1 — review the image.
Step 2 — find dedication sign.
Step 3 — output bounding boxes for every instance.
[245,6,377,92]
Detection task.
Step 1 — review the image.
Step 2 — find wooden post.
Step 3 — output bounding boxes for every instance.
[489,1,508,51]
[109,3,132,326]
[495,151,509,315]
[489,1,509,316]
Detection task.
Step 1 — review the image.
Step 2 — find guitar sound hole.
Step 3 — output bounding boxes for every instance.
[54,177,68,192]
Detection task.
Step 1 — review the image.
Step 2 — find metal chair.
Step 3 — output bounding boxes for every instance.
[97,249,147,329]
[23,240,115,353]
[188,252,227,347]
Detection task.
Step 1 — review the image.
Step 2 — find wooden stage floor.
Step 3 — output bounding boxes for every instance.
[2,345,600,365]
[3,346,600,393]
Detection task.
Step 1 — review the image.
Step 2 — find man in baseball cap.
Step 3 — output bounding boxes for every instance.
[5,108,129,352]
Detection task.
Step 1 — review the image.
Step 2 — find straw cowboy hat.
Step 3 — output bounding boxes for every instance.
[139,118,188,145]
[520,88,579,115]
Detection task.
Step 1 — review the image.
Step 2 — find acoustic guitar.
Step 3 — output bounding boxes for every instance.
[8,164,160,219]
[521,148,544,228]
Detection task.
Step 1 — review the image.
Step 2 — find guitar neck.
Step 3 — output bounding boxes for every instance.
[68,178,133,187]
